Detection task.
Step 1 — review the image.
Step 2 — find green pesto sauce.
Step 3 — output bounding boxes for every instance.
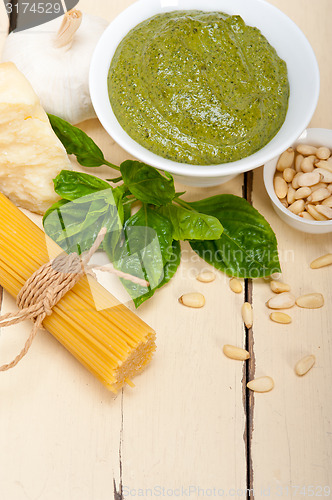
[108,11,289,165]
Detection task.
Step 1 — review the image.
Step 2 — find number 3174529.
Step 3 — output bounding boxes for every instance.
[5,3,62,15]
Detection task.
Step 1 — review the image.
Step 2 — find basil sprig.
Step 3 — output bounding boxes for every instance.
[53,170,112,200]
[44,117,281,307]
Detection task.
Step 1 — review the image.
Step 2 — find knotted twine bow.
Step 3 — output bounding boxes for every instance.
[0,228,149,372]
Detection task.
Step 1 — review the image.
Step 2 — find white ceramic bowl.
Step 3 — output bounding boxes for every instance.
[90,0,320,187]
[264,128,332,234]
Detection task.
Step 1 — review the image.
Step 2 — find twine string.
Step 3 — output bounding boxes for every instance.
[0,228,149,372]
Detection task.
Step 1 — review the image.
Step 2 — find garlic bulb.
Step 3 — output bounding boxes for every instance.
[2,10,108,124]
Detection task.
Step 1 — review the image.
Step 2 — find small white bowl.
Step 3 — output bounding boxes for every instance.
[264,128,332,234]
[90,0,319,187]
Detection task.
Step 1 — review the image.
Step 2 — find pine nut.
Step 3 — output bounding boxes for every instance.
[298,171,322,187]
[283,167,296,182]
[270,312,292,324]
[274,176,288,199]
[315,204,332,219]
[247,376,274,393]
[196,271,216,283]
[315,168,332,183]
[266,292,296,309]
[287,186,296,205]
[301,155,315,173]
[296,293,324,309]
[294,187,311,200]
[295,355,316,376]
[179,293,205,308]
[270,272,282,280]
[328,184,332,193]
[300,211,315,220]
[307,188,331,203]
[295,154,304,172]
[296,144,317,156]
[316,146,331,160]
[314,160,332,173]
[311,182,328,192]
[270,280,291,293]
[292,172,303,189]
[229,277,243,294]
[242,302,253,328]
[223,345,250,361]
[310,253,332,269]
[322,195,332,207]
[276,148,294,171]
[288,199,305,214]
[306,204,328,221]
[280,198,288,208]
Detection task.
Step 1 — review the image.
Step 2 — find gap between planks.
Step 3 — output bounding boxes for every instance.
[243,170,256,499]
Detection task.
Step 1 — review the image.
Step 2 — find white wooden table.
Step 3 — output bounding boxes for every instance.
[0,1,331,499]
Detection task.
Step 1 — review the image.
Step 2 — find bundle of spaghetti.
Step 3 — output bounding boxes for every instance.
[0,192,156,393]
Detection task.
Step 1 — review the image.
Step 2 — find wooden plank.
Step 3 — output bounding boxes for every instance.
[120,186,248,497]
[265,0,332,130]
[251,169,332,496]
[0,1,248,499]
[0,3,127,500]
[75,123,249,496]
[251,0,332,496]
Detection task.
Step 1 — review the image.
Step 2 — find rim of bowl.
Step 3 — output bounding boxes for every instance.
[90,0,320,178]
[263,127,332,227]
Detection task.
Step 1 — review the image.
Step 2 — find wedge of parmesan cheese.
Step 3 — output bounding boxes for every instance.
[0,62,71,214]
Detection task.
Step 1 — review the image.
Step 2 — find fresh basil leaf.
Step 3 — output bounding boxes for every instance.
[48,114,118,169]
[189,195,281,278]
[104,205,174,306]
[120,160,175,206]
[133,240,181,308]
[56,199,109,242]
[157,204,223,241]
[67,189,117,205]
[43,189,124,255]
[117,205,173,265]
[53,170,111,200]
[160,240,181,287]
